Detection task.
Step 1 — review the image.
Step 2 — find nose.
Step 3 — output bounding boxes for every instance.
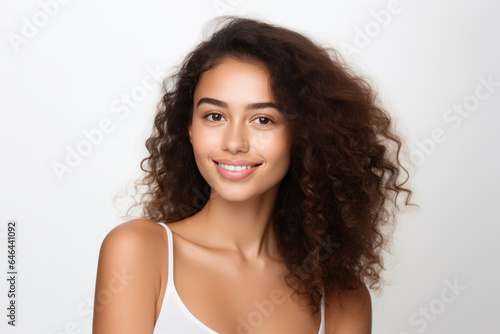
[221,118,249,153]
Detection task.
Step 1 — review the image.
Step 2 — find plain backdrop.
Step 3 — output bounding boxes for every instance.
[1,0,499,333]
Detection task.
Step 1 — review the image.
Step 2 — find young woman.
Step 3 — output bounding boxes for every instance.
[93,16,414,334]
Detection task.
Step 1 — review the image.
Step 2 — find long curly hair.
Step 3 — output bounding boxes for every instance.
[126,16,416,315]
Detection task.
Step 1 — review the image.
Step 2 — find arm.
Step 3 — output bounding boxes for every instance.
[92,220,161,333]
[326,282,372,334]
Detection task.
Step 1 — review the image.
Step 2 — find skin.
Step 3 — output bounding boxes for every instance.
[92,58,372,334]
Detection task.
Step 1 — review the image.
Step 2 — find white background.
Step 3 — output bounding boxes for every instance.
[1,0,499,333]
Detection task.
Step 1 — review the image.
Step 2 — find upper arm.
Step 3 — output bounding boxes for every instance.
[92,219,162,333]
[325,282,372,334]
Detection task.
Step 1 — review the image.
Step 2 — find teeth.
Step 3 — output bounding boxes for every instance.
[217,163,258,171]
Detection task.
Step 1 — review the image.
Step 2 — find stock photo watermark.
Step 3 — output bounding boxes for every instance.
[288,235,341,288]
[212,0,245,16]
[52,295,95,334]
[6,220,18,326]
[396,277,467,334]
[410,74,499,166]
[233,288,287,334]
[93,267,135,312]
[47,266,134,334]
[46,266,135,334]
[340,0,417,56]
[51,64,163,182]
[7,0,74,53]
[229,233,339,334]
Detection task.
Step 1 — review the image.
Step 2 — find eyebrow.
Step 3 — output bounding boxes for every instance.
[196,97,278,111]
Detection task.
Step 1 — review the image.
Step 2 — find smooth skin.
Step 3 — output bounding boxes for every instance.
[93,58,371,334]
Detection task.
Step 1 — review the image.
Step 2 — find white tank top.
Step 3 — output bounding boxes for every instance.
[153,222,326,333]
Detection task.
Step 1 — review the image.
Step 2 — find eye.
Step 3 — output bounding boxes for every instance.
[202,112,225,122]
[253,116,275,126]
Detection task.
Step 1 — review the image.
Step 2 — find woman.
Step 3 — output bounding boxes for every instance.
[93,16,414,334]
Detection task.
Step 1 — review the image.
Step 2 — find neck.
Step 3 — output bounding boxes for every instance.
[190,183,282,264]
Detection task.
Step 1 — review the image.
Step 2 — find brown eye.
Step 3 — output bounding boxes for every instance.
[254,116,275,126]
[203,113,225,122]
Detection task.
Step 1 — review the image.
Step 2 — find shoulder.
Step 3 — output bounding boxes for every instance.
[324,281,372,334]
[93,219,167,333]
[97,218,168,277]
[103,218,166,242]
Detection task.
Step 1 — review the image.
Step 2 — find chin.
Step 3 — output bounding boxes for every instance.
[209,185,260,202]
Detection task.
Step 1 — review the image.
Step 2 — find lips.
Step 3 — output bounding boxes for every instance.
[213,159,262,167]
[213,160,261,180]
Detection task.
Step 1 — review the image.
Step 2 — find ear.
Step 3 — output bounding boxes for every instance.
[188,124,192,144]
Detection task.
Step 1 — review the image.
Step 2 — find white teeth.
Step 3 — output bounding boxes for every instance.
[217,163,257,171]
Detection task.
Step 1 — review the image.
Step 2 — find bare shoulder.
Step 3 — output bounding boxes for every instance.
[96,218,168,288]
[106,218,166,239]
[97,219,166,263]
[324,281,372,334]
[92,219,167,333]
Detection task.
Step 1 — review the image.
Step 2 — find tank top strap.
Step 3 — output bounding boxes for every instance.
[319,286,326,333]
[321,291,325,317]
[157,222,174,286]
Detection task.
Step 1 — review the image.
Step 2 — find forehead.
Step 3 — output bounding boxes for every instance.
[194,58,274,103]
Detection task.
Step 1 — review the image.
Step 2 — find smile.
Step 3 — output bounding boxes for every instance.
[216,162,260,171]
[213,161,262,180]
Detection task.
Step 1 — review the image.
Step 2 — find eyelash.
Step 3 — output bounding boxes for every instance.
[202,112,276,126]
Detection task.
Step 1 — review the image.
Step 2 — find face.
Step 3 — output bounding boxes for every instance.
[189,57,292,202]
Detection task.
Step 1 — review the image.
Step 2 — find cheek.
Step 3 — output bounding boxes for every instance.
[190,121,218,157]
[252,130,291,162]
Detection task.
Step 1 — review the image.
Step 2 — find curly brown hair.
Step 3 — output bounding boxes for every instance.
[126,16,416,315]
